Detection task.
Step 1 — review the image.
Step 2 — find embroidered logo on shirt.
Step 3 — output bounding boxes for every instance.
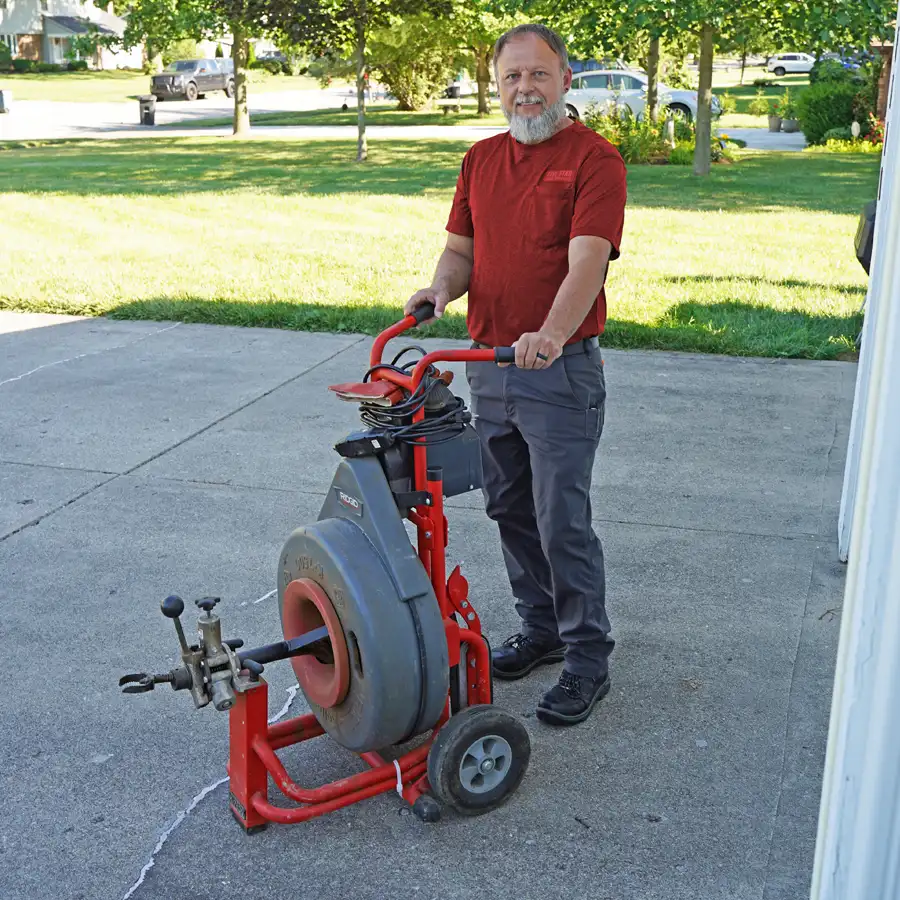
[544,170,576,183]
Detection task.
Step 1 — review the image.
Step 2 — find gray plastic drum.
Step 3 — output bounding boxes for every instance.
[278,516,448,753]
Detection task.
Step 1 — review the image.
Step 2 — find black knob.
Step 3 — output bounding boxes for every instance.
[195,596,220,613]
[161,595,184,618]
[244,659,264,681]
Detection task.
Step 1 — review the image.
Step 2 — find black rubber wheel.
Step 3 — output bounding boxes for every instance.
[225,80,234,98]
[566,104,579,120]
[185,82,198,101]
[774,66,785,77]
[427,705,530,816]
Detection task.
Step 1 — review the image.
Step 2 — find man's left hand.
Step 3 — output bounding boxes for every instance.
[513,331,564,369]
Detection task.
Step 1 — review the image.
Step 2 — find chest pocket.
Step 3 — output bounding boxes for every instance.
[529,183,575,249]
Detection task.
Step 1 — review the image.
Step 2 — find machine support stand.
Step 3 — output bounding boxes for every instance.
[228,677,270,833]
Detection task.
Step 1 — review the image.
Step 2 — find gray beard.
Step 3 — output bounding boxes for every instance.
[504,96,568,144]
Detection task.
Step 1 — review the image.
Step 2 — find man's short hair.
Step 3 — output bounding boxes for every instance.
[493,24,569,76]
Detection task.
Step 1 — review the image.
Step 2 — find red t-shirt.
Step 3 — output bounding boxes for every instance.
[445,119,627,348]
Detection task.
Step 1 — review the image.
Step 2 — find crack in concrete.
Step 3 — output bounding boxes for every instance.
[0,322,183,388]
[120,684,301,900]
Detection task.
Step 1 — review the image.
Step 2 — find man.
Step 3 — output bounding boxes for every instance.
[404,23,626,726]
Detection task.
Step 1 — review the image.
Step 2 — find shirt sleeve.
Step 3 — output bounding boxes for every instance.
[445,150,475,238]
[570,147,627,259]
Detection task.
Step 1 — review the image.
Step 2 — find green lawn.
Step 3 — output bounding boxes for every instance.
[714,69,810,129]
[0,137,874,359]
[0,69,332,102]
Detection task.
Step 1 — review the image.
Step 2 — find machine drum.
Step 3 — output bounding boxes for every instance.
[278,516,448,753]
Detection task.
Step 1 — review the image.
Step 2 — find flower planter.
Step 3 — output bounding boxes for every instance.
[781,118,800,133]
[768,115,783,133]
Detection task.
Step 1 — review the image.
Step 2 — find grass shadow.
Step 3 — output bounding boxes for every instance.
[92,296,862,360]
[0,138,880,212]
[663,274,867,299]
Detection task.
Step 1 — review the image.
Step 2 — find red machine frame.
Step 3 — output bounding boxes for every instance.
[227,311,499,830]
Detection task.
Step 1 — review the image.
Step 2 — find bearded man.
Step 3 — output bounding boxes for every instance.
[404,23,627,725]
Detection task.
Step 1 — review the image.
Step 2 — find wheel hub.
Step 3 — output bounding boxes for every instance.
[459,734,512,794]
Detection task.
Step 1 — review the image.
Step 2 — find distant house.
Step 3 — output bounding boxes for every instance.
[0,0,142,69]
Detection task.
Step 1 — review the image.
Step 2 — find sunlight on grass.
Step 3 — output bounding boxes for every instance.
[0,137,874,359]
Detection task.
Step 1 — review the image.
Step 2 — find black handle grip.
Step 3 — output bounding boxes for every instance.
[410,302,436,325]
[494,347,516,364]
[195,596,220,613]
[161,595,184,618]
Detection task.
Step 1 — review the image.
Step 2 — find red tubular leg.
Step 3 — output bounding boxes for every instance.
[459,627,493,705]
[227,680,271,831]
[267,714,326,751]
[250,762,428,825]
[251,734,431,806]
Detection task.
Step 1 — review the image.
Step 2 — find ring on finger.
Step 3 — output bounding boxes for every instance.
[536,351,549,362]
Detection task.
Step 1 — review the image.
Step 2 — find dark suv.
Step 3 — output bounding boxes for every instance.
[151,58,235,101]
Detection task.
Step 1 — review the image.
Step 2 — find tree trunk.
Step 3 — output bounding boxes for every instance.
[475,45,491,115]
[740,43,747,85]
[693,23,714,177]
[646,36,660,124]
[232,23,250,137]
[355,8,367,162]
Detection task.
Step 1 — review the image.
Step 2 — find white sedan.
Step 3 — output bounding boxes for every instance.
[767,53,815,76]
[564,70,720,124]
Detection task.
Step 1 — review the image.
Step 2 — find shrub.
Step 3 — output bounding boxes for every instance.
[665,68,696,90]
[12,58,34,73]
[747,88,770,117]
[720,91,736,115]
[67,59,89,71]
[753,77,775,87]
[34,62,63,73]
[0,43,11,69]
[584,104,668,164]
[215,43,224,58]
[809,58,853,84]
[776,87,798,120]
[796,81,859,144]
[249,58,281,75]
[822,126,853,142]
[667,141,694,165]
[811,139,883,154]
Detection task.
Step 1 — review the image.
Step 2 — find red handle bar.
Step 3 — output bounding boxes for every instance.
[369,305,515,388]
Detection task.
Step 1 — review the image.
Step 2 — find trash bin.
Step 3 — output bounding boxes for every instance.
[138,94,156,126]
[0,89,11,114]
[855,199,876,275]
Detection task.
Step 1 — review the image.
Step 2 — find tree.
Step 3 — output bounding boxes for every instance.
[271,0,451,161]
[774,0,896,58]
[368,12,460,110]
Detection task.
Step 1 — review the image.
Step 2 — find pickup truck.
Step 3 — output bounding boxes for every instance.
[151,58,235,102]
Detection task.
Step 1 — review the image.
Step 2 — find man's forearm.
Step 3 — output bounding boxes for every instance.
[542,259,609,343]
[431,247,473,302]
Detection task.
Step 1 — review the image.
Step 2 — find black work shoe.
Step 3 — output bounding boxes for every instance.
[491,632,565,681]
[536,669,610,726]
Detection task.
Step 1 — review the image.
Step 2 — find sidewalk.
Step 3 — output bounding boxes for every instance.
[0,97,807,150]
[0,310,849,900]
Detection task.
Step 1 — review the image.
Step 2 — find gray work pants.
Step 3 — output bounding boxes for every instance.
[465,340,614,678]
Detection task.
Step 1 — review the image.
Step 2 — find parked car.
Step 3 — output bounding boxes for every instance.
[767,53,815,76]
[151,58,235,102]
[565,69,721,124]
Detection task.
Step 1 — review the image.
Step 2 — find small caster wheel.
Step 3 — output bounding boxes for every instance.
[412,794,442,823]
[427,705,530,816]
